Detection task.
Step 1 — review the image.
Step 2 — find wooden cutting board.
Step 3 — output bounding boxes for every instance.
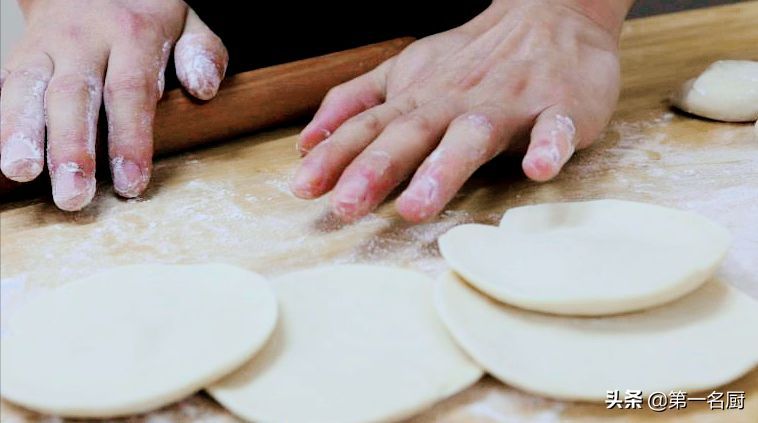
[1,2,757,421]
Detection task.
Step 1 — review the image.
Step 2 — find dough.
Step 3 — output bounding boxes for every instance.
[208,265,482,423]
[671,60,758,122]
[0,264,277,418]
[435,271,758,401]
[439,200,730,316]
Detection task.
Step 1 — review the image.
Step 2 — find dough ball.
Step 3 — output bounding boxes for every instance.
[439,200,730,316]
[208,265,482,423]
[435,271,758,401]
[0,264,277,418]
[671,60,758,122]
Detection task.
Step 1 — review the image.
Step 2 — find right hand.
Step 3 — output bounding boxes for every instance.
[0,0,228,210]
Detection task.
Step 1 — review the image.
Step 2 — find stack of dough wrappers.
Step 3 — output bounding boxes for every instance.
[1,200,757,422]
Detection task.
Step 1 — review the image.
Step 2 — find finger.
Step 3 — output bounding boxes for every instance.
[522,106,578,182]
[298,59,393,155]
[397,108,518,222]
[330,101,459,222]
[104,44,165,198]
[290,96,417,199]
[45,62,104,211]
[0,53,53,182]
[174,8,228,101]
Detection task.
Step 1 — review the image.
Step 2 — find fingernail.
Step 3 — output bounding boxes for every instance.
[0,133,44,182]
[111,157,148,198]
[332,175,370,218]
[52,162,96,211]
[290,160,323,199]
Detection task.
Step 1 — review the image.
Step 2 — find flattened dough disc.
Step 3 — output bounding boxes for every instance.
[435,271,758,401]
[0,264,278,418]
[671,60,758,122]
[208,265,482,423]
[439,200,730,315]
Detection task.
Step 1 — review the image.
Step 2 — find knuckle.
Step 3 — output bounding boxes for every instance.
[62,24,85,42]
[461,113,495,138]
[358,150,394,179]
[459,112,501,158]
[352,110,384,134]
[8,56,53,83]
[46,75,98,97]
[324,85,346,103]
[393,96,418,113]
[390,112,435,136]
[48,128,91,149]
[115,9,159,41]
[12,67,48,81]
[105,73,153,99]
[505,76,529,97]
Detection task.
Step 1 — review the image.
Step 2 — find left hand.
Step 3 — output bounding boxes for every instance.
[290,0,625,222]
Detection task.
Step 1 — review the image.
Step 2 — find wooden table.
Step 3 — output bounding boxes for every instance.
[2,3,757,422]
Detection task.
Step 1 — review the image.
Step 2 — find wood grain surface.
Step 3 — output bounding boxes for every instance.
[1,3,757,422]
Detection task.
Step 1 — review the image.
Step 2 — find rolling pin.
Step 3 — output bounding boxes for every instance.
[0,37,414,199]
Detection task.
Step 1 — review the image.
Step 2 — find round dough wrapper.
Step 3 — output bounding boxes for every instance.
[439,199,731,316]
[0,264,278,418]
[208,265,482,423]
[435,271,758,401]
[671,60,758,122]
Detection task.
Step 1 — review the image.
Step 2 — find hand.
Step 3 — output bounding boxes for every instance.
[0,0,228,210]
[291,0,630,222]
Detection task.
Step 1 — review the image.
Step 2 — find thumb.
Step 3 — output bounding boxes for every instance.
[174,8,229,100]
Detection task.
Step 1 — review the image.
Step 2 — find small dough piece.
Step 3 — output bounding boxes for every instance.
[0,264,277,418]
[208,265,482,423]
[435,271,758,401]
[439,200,730,316]
[671,60,758,122]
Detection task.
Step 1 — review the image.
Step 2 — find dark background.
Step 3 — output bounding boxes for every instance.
[186,0,747,75]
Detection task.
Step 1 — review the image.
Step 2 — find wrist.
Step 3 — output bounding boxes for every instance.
[490,0,633,37]
[558,0,634,36]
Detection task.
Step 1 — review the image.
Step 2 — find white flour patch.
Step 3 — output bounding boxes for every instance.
[336,210,474,277]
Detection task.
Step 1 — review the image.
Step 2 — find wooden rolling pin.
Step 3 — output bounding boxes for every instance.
[0,37,414,199]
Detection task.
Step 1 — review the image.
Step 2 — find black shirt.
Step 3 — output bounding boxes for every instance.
[186,2,491,74]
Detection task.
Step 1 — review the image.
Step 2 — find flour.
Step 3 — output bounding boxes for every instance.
[2,114,755,421]
[174,34,225,100]
[464,389,565,423]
